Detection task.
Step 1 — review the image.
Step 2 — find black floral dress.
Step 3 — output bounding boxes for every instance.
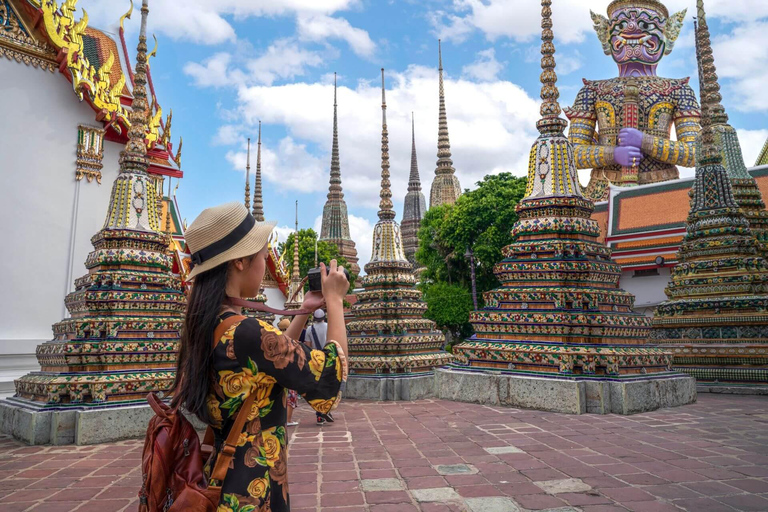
[205,313,345,512]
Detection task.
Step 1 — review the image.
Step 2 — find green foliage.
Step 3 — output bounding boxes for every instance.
[278,229,357,293]
[421,282,474,344]
[416,173,528,298]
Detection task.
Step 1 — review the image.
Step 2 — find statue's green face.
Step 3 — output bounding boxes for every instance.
[609,7,667,66]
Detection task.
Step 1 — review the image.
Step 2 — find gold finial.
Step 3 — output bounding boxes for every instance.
[253,121,265,221]
[119,0,133,31]
[174,136,182,167]
[119,0,150,174]
[378,68,395,221]
[535,0,568,135]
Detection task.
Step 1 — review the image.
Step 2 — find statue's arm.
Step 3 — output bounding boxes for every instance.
[565,85,615,169]
[640,84,701,167]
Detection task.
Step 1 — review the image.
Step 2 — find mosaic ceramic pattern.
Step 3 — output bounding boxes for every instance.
[454,191,671,376]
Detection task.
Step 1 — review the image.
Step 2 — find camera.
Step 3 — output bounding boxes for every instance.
[307,265,350,292]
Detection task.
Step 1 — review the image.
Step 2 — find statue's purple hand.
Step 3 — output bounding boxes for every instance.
[618,128,644,148]
[614,146,643,167]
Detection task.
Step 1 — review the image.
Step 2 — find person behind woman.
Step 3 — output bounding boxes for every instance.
[171,203,348,511]
[275,318,300,427]
[305,310,333,425]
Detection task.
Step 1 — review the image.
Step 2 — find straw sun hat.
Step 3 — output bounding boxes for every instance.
[185,202,276,280]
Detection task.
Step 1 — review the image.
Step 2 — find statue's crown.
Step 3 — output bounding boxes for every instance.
[607,0,669,19]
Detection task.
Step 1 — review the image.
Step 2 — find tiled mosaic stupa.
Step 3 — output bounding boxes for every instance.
[449,1,694,415]
[651,0,768,385]
[346,69,453,380]
[12,0,185,407]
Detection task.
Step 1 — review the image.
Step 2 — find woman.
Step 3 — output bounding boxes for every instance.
[171,203,348,512]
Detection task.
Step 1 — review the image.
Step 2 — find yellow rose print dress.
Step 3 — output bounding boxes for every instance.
[206,313,345,512]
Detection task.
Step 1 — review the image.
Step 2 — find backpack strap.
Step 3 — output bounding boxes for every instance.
[209,392,257,484]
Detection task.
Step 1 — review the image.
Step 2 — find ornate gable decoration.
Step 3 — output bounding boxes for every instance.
[36,0,130,133]
[0,0,56,70]
[76,124,104,183]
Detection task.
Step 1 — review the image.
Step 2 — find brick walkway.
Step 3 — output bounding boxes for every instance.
[1,393,767,512]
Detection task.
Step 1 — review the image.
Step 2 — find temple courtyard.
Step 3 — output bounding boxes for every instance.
[0,394,765,512]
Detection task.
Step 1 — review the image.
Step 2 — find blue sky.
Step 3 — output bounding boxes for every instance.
[82,0,768,268]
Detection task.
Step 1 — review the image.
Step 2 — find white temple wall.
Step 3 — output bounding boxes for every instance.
[618,267,673,317]
[0,59,121,393]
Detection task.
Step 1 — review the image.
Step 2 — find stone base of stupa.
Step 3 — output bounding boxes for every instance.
[696,382,768,395]
[0,397,205,445]
[345,372,438,401]
[435,366,696,415]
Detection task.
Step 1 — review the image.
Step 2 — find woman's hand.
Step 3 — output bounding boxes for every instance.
[301,291,325,312]
[320,260,349,304]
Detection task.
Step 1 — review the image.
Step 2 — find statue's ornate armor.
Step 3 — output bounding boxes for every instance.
[566,0,702,202]
[565,77,701,200]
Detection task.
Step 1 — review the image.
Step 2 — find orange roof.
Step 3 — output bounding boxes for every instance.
[82,27,129,95]
[614,235,684,251]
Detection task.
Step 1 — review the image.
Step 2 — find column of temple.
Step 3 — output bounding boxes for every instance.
[448,0,694,414]
[319,73,360,278]
[401,113,427,267]
[429,41,462,208]
[13,0,186,406]
[651,0,768,386]
[345,69,452,396]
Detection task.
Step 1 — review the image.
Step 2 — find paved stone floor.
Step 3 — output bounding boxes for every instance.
[1,393,767,511]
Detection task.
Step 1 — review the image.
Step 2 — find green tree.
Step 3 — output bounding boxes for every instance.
[421,282,474,347]
[278,229,357,293]
[416,173,528,301]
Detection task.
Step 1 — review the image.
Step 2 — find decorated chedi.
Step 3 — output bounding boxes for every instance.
[450,0,694,414]
[319,73,360,278]
[564,0,701,201]
[651,0,768,386]
[691,19,768,257]
[14,0,186,407]
[429,41,462,208]
[241,125,275,324]
[401,113,428,267]
[346,70,452,397]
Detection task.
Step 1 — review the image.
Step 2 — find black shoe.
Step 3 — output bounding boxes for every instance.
[316,415,326,425]
[323,412,334,423]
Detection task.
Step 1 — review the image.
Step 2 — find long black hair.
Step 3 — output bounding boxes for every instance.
[170,261,230,424]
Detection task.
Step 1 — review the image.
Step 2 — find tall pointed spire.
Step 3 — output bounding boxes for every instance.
[346,70,452,379]
[402,112,428,265]
[379,68,395,221]
[103,0,161,231]
[408,112,421,190]
[244,137,251,211]
[284,200,304,309]
[522,0,581,200]
[651,0,768,387]
[430,40,462,208]
[252,122,265,221]
[319,72,360,276]
[292,200,300,281]
[694,0,768,255]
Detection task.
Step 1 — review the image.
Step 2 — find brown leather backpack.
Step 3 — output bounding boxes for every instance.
[139,315,252,512]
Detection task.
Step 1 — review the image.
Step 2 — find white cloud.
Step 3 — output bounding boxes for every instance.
[429,0,761,45]
[462,48,504,81]
[737,129,768,167]
[297,15,376,58]
[78,0,361,44]
[207,65,539,212]
[184,41,324,88]
[712,21,768,112]
[273,225,295,244]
